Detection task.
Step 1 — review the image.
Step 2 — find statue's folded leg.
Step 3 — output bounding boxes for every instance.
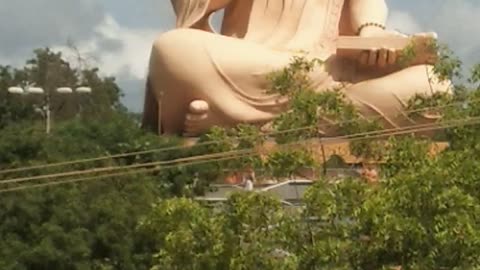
[345,64,452,133]
[148,29,295,135]
[148,28,449,137]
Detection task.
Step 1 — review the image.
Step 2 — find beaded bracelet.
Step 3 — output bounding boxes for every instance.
[356,22,386,35]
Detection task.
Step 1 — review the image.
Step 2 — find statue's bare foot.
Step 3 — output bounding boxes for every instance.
[183,100,210,137]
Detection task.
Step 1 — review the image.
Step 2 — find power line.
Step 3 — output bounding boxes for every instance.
[0,148,256,185]
[0,125,313,175]
[1,116,476,186]
[1,116,479,193]
[0,99,472,175]
[0,153,256,194]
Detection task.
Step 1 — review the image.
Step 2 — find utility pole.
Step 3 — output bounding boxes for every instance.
[45,93,51,134]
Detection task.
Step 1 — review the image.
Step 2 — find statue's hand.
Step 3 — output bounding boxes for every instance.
[357,26,438,68]
[356,27,402,68]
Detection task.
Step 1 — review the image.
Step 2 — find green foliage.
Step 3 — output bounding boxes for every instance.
[468,63,480,89]
[382,136,433,178]
[267,56,325,143]
[139,198,224,270]
[396,40,417,67]
[145,149,480,269]
[140,43,480,270]
[266,55,322,97]
[141,193,297,270]
[0,116,176,269]
[189,121,320,183]
[4,40,480,270]
[223,193,297,270]
[0,48,124,129]
[397,39,462,82]
[432,43,463,82]
[438,67,480,150]
[406,92,453,117]
[298,178,370,269]
[264,147,316,179]
[0,66,37,128]
[267,56,383,159]
[0,47,181,269]
[354,156,480,269]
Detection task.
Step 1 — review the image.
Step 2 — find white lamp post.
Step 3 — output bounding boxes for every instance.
[6,85,92,134]
[26,87,45,95]
[56,87,73,94]
[7,87,24,94]
[75,87,92,94]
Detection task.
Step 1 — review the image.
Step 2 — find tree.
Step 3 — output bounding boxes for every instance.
[0,65,37,128]
[0,48,169,269]
[141,44,480,269]
[0,109,181,270]
[143,147,480,269]
[0,48,124,129]
[3,39,480,270]
[140,193,297,270]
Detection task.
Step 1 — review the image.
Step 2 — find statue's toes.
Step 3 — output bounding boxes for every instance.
[183,100,210,137]
[189,100,209,115]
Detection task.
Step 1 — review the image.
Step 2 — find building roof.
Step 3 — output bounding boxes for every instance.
[196,179,315,204]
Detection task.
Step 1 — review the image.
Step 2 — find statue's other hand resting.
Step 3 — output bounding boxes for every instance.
[142,0,451,137]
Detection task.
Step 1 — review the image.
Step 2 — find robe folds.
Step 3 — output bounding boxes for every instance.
[144,0,444,134]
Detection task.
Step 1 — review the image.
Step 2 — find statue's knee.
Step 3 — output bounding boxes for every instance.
[152,29,200,57]
[151,29,208,81]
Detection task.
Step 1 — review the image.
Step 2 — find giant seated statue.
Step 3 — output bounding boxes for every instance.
[142,0,451,137]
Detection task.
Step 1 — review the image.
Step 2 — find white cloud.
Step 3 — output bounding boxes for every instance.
[54,15,160,80]
[94,16,159,79]
[2,12,161,112]
[0,0,104,59]
[51,15,164,112]
[387,1,480,69]
[387,10,422,35]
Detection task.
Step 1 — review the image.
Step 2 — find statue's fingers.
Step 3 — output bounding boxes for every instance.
[378,48,388,68]
[359,51,369,66]
[368,49,378,66]
[387,49,397,65]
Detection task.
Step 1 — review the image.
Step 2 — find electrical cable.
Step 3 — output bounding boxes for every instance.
[0,98,472,175]
[1,116,478,193]
[2,116,477,186]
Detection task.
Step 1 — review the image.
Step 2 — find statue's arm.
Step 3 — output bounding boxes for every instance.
[347,0,388,35]
[346,0,437,67]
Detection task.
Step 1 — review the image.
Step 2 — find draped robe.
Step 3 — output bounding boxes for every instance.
[144,0,445,135]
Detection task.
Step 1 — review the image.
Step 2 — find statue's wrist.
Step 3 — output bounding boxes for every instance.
[356,22,386,36]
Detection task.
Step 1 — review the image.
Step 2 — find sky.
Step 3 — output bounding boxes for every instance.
[1,0,479,112]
